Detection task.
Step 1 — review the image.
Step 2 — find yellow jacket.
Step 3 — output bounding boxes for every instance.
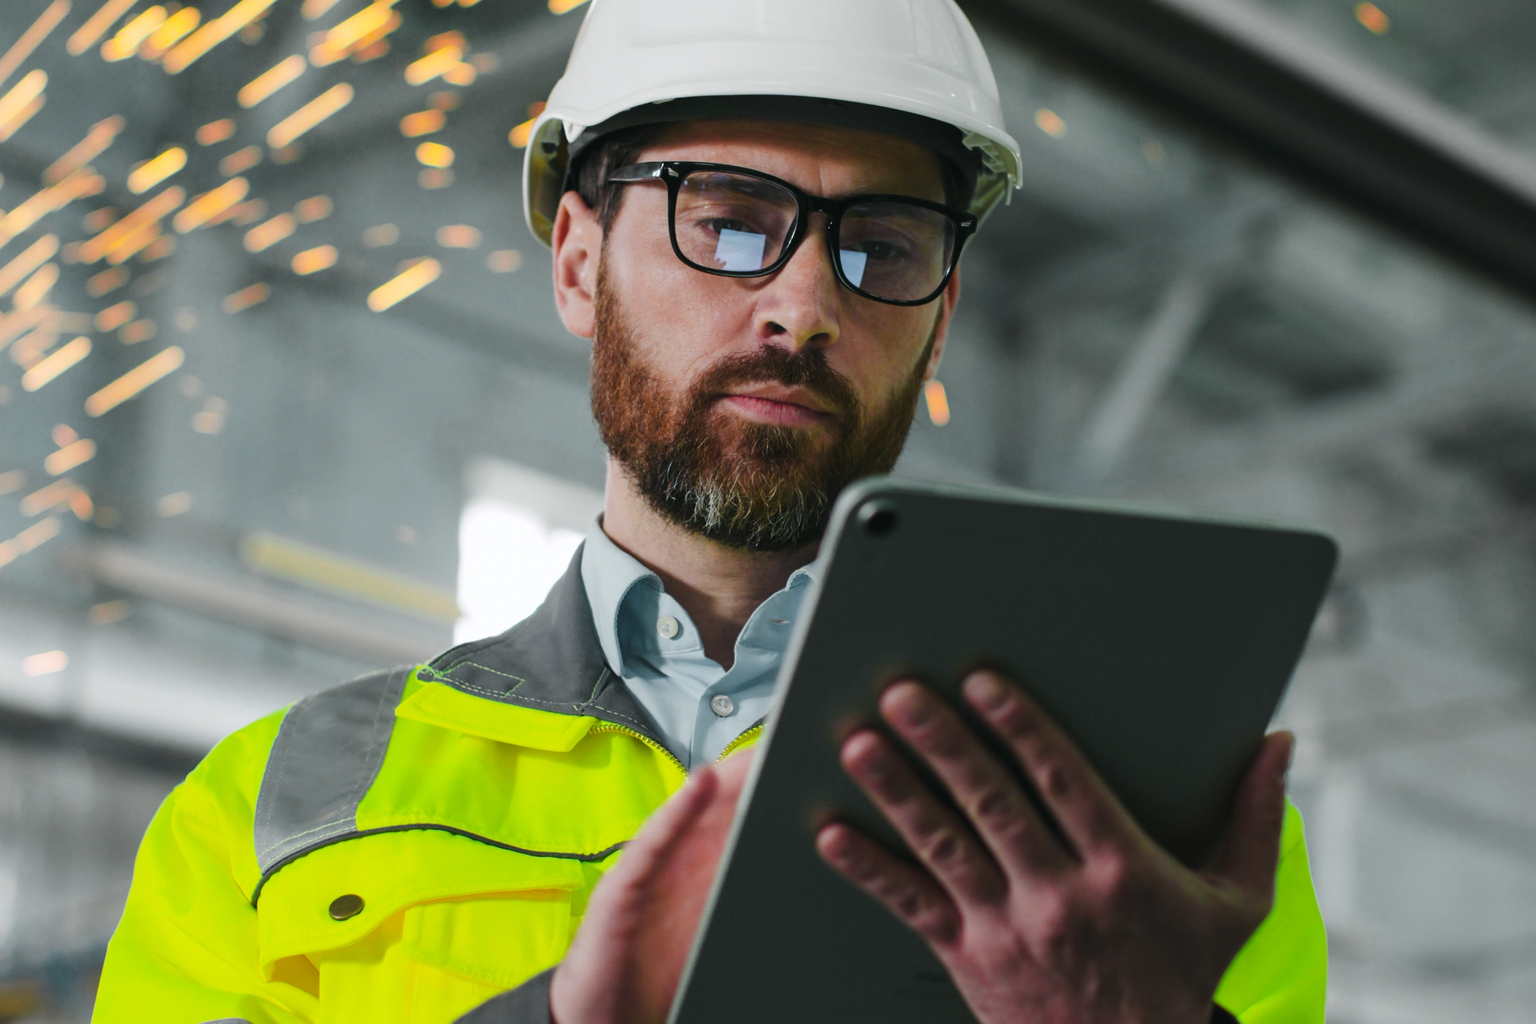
[94,561,1327,1023]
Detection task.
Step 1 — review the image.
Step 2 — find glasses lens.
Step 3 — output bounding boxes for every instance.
[674,171,798,274]
[837,200,957,302]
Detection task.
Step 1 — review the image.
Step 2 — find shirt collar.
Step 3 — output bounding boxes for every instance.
[580,519,658,679]
[580,518,820,676]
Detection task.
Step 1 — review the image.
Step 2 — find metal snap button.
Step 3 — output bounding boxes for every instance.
[328,894,365,921]
[710,694,735,717]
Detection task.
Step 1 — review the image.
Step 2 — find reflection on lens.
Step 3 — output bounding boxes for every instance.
[677,170,795,273]
[838,249,867,288]
[715,228,766,271]
[670,169,961,303]
[839,200,954,302]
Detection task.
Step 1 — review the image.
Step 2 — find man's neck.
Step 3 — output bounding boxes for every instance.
[600,460,817,670]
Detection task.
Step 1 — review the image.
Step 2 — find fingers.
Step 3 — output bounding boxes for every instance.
[551,771,722,1024]
[612,768,720,891]
[840,729,1006,905]
[712,743,756,797]
[815,821,961,947]
[878,682,1071,879]
[961,671,1134,858]
[1207,731,1292,899]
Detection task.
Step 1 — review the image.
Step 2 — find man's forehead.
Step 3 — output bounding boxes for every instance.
[638,119,947,201]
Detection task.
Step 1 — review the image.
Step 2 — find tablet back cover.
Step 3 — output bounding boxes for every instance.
[671,478,1337,1024]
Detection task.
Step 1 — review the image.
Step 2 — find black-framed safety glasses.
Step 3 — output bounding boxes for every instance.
[607,161,978,307]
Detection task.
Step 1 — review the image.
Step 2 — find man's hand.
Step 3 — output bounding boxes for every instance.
[549,749,755,1024]
[815,671,1292,1024]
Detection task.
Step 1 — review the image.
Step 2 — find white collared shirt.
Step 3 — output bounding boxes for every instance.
[579,520,817,769]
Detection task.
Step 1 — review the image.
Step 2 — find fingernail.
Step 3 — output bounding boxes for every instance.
[963,671,1008,712]
[844,731,889,775]
[882,682,933,727]
[816,825,851,863]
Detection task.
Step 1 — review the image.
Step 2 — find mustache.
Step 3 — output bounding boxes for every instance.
[687,344,862,423]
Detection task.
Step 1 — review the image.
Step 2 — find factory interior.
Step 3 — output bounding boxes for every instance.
[0,0,1533,1019]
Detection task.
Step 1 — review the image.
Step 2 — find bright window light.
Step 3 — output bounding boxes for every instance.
[455,458,602,644]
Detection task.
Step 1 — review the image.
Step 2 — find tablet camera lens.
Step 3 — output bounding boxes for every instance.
[858,502,898,537]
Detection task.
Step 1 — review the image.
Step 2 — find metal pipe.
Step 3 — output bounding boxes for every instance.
[83,543,442,665]
[961,0,1536,299]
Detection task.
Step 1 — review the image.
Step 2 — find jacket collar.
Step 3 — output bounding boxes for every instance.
[417,545,665,748]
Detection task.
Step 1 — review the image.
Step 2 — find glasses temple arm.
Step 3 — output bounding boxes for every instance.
[606,162,669,183]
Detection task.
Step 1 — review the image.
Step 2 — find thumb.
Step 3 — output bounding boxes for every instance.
[610,768,720,892]
[551,770,720,1024]
[555,771,719,975]
[1206,731,1293,899]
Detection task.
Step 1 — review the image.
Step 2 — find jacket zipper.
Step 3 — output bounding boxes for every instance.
[716,723,763,761]
[588,721,764,773]
[588,722,688,775]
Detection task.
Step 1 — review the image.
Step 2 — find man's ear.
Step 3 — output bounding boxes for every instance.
[924,264,962,381]
[552,189,602,340]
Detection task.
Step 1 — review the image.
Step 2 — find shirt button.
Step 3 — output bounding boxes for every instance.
[656,615,680,639]
[329,894,365,921]
[710,694,735,717]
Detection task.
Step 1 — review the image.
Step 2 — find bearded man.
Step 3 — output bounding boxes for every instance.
[93,2,1326,1023]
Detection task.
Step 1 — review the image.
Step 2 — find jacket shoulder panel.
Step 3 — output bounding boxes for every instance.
[425,545,662,746]
[253,666,413,877]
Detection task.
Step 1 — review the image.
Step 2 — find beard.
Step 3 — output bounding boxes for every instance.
[590,264,934,552]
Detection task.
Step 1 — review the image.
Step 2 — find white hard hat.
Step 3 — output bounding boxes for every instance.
[522,0,1021,247]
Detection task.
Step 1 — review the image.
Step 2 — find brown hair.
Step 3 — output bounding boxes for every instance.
[570,124,667,231]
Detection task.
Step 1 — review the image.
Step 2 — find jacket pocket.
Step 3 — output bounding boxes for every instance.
[255,827,587,980]
[401,888,574,988]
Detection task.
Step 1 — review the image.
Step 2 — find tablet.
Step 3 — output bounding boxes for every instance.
[670,478,1337,1024]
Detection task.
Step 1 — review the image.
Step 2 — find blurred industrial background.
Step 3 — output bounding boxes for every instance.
[0,0,1531,1020]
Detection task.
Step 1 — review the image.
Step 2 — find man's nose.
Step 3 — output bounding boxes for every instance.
[753,219,841,353]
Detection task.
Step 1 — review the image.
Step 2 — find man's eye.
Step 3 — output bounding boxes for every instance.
[702,218,756,237]
[852,239,908,262]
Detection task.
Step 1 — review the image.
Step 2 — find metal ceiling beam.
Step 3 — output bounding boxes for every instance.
[0,705,202,776]
[80,543,443,666]
[960,0,1536,300]
[1075,271,1216,479]
[1115,340,1536,489]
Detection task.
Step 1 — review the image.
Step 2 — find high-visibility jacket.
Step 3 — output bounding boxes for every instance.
[94,556,1328,1024]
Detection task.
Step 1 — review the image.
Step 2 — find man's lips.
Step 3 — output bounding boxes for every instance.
[716,387,835,427]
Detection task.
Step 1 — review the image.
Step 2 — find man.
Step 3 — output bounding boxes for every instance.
[94,1,1325,1022]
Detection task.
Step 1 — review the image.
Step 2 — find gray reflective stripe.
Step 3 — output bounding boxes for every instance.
[453,966,555,1023]
[201,1019,254,1023]
[425,544,664,748]
[253,666,411,876]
